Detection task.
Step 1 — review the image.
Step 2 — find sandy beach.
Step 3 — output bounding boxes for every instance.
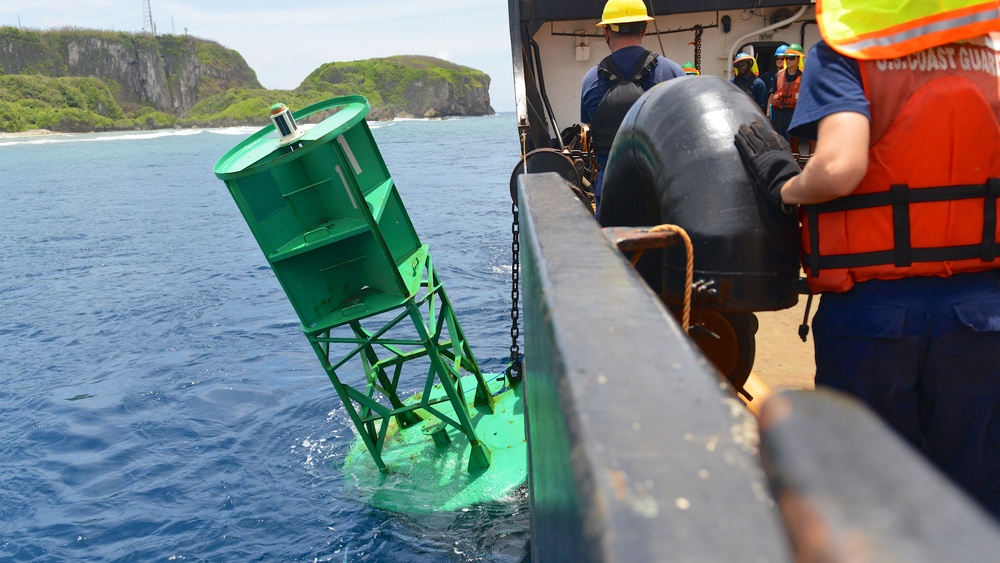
[0,129,55,139]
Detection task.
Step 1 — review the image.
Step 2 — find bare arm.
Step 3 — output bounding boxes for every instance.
[780,112,870,204]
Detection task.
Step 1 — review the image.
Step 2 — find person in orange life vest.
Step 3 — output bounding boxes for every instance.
[735,21,1000,517]
[767,44,814,157]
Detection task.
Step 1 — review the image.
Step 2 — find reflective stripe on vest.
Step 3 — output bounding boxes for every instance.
[800,36,1000,293]
[818,0,1000,59]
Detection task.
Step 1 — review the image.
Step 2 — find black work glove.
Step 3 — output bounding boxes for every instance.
[734,119,800,205]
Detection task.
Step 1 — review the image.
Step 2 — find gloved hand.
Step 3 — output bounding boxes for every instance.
[734,119,800,205]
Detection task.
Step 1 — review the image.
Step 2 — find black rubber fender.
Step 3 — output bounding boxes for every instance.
[598,75,800,313]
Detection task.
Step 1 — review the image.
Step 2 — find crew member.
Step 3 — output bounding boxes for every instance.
[731,52,768,112]
[767,44,810,155]
[760,46,785,102]
[581,0,684,211]
[682,61,700,76]
[735,0,1000,518]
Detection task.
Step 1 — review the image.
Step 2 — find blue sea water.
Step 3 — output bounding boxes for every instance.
[0,114,529,561]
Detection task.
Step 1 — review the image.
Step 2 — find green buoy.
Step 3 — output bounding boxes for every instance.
[213,96,526,511]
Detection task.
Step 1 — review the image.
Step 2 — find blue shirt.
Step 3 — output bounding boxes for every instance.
[761,69,778,94]
[788,40,871,140]
[732,73,769,110]
[580,46,685,124]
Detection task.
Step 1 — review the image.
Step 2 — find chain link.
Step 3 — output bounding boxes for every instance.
[507,128,528,382]
[506,129,528,380]
[507,199,522,379]
[694,25,703,71]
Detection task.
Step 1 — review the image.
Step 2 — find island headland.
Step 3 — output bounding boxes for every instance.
[0,27,495,133]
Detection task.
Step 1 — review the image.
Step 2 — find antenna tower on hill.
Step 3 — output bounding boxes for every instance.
[142,0,156,36]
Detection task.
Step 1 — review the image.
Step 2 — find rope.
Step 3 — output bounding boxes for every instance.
[647,224,694,333]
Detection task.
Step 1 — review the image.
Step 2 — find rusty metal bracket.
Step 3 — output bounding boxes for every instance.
[602,226,681,265]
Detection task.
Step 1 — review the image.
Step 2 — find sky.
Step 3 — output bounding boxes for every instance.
[0,0,517,111]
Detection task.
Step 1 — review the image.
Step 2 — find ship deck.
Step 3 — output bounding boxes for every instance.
[753,294,818,393]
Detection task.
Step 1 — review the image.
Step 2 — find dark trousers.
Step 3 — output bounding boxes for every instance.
[770,107,795,141]
[813,270,1000,519]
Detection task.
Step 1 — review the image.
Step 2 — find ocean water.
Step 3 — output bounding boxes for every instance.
[0,114,530,561]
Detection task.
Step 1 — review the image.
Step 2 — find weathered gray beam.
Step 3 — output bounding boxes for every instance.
[518,173,790,562]
[759,389,1000,562]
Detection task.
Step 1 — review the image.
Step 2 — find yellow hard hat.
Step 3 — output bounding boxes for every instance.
[598,0,654,28]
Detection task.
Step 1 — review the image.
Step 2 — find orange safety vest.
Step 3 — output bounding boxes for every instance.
[818,0,1000,59]
[771,69,801,109]
[801,34,1000,293]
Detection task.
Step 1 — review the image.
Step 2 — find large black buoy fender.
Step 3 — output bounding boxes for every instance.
[598,75,800,313]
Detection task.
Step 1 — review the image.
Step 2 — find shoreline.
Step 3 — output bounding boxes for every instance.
[0,129,56,139]
[0,114,509,141]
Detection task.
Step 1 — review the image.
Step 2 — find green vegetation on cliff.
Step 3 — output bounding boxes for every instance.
[182,87,309,127]
[299,55,489,114]
[0,26,168,81]
[176,55,493,126]
[0,74,177,132]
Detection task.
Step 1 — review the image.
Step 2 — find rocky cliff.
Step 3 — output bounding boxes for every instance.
[0,27,261,116]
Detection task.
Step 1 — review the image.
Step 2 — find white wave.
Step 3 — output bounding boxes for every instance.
[203,126,261,136]
[206,122,323,135]
[0,128,206,147]
[0,119,396,148]
[390,116,464,123]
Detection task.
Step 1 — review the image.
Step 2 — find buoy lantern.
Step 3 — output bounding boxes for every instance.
[269,102,306,146]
